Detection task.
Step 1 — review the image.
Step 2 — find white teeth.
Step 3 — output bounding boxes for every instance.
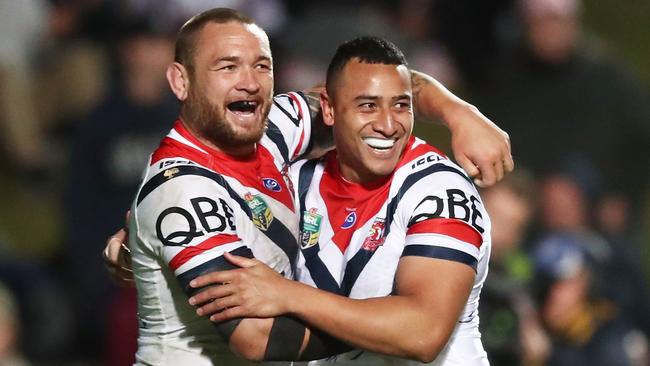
[363,137,395,149]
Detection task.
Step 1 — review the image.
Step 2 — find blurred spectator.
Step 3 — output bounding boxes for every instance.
[479,170,551,366]
[532,232,649,366]
[64,19,177,364]
[537,171,650,337]
[0,283,30,366]
[0,250,73,363]
[123,0,288,35]
[466,0,650,234]
[0,0,49,174]
[273,2,453,92]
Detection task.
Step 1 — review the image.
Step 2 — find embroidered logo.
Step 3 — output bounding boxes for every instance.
[245,193,273,231]
[262,178,282,192]
[341,211,357,229]
[362,218,386,252]
[163,167,179,179]
[301,208,322,249]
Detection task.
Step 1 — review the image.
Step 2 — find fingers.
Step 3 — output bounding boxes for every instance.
[125,210,132,228]
[195,295,242,317]
[103,229,135,286]
[504,153,515,173]
[223,252,260,268]
[456,155,480,179]
[189,284,234,306]
[209,306,246,323]
[494,160,505,183]
[190,270,237,288]
[475,160,496,187]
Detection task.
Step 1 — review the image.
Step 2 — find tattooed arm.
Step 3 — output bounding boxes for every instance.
[410,70,513,186]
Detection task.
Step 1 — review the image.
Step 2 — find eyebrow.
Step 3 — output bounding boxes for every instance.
[213,55,272,64]
[354,95,380,102]
[353,94,411,102]
[393,94,411,102]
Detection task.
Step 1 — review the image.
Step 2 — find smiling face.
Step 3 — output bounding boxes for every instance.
[323,59,413,183]
[169,20,274,156]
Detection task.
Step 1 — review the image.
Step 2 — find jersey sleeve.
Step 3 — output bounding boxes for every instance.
[265,92,313,162]
[133,170,252,291]
[401,166,488,271]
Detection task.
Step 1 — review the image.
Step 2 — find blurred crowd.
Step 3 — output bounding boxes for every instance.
[0,0,648,365]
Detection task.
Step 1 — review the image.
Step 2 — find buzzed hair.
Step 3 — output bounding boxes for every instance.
[174,8,255,72]
[326,36,408,97]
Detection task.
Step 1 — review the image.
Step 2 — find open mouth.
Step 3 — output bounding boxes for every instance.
[363,137,396,151]
[227,100,259,115]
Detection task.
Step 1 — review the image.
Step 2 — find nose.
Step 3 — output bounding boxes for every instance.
[373,108,398,137]
[235,66,261,94]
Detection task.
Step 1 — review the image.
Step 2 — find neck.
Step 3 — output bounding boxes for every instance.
[335,159,390,189]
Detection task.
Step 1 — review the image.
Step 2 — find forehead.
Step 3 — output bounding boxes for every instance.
[193,21,271,62]
[336,61,411,98]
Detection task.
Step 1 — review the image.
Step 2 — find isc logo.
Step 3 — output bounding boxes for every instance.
[411,154,444,169]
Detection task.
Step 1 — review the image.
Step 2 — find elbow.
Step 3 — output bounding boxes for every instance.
[405,329,450,363]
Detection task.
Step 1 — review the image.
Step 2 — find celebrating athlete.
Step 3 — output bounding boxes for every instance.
[189,36,491,365]
[108,7,508,365]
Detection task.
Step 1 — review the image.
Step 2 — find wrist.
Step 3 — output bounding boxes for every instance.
[282,280,314,316]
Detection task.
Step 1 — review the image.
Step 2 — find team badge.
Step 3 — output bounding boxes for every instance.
[301,208,322,249]
[341,211,356,229]
[262,178,282,192]
[245,193,274,231]
[163,167,179,179]
[362,218,386,252]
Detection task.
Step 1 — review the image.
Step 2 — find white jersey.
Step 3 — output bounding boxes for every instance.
[129,92,312,365]
[291,137,491,366]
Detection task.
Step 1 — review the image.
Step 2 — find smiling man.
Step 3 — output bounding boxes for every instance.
[123,8,505,366]
[190,37,491,365]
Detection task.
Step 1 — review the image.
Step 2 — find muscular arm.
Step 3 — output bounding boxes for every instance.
[410,70,513,186]
[191,254,475,363]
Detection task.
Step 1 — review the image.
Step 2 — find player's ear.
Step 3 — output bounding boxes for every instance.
[167,62,190,101]
[320,91,335,127]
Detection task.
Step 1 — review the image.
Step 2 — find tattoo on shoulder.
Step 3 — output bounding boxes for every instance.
[304,90,321,122]
[411,72,427,99]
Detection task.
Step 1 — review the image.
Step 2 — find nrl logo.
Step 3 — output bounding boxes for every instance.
[300,208,322,249]
[245,193,274,231]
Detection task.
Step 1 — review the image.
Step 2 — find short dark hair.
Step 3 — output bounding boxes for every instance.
[326,36,408,97]
[174,8,255,72]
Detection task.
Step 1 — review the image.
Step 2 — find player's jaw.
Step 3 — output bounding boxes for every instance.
[185,86,271,151]
[224,93,272,137]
